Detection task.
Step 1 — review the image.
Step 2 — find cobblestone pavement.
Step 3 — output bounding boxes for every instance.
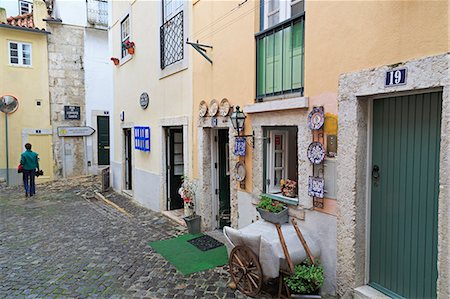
[0,176,273,299]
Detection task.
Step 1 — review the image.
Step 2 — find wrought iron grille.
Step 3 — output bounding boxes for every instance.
[160,10,184,69]
[87,0,108,27]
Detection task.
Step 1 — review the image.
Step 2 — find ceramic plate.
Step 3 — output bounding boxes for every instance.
[307,142,325,164]
[219,98,230,117]
[235,161,246,182]
[199,100,208,117]
[209,99,219,117]
[308,107,325,130]
[308,176,324,198]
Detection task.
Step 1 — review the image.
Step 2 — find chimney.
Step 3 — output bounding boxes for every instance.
[33,0,47,29]
[0,7,6,24]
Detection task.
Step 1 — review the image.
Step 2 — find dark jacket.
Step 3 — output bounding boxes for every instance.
[20,150,39,171]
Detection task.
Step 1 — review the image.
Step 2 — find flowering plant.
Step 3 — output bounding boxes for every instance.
[280,179,298,198]
[122,40,135,50]
[178,176,197,217]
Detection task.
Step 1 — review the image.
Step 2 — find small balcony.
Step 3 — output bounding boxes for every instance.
[256,14,305,101]
[87,0,108,27]
[160,10,184,69]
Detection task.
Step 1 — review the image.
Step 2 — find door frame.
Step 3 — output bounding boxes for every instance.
[165,126,184,210]
[211,129,220,228]
[122,126,133,191]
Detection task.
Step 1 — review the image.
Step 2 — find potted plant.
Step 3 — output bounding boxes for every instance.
[256,195,289,224]
[122,40,135,55]
[285,263,324,298]
[110,57,119,65]
[178,176,201,234]
[280,179,298,198]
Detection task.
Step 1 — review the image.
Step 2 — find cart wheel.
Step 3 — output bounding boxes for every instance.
[229,245,263,297]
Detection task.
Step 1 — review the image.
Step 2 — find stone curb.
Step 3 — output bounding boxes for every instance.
[94,191,132,217]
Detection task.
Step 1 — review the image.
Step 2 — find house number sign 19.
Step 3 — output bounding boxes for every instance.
[385,68,407,87]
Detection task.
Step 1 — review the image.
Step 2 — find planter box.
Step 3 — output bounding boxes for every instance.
[256,207,289,224]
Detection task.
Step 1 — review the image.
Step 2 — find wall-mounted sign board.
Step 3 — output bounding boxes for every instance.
[64,105,81,120]
[385,68,407,87]
[134,126,150,152]
[58,126,95,137]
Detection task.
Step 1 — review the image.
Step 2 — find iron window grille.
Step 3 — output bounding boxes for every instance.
[87,0,108,27]
[256,13,305,101]
[160,10,184,69]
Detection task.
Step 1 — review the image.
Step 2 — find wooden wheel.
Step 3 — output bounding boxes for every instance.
[229,245,263,297]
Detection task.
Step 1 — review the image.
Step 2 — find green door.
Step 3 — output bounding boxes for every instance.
[370,92,441,298]
[97,116,110,165]
[218,129,231,228]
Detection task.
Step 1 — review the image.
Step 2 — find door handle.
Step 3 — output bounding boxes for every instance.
[372,165,380,180]
[104,146,110,149]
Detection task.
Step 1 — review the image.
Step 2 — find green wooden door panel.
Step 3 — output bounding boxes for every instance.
[370,92,441,299]
[218,130,231,228]
[97,116,110,165]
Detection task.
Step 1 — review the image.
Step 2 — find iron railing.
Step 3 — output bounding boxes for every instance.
[87,0,108,27]
[160,10,184,69]
[256,13,305,101]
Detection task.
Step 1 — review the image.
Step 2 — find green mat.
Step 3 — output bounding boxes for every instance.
[149,234,229,275]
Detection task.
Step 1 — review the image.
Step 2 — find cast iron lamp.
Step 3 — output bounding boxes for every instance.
[230,105,246,135]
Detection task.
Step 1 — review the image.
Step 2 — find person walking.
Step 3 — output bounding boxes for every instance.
[20,143,39,197]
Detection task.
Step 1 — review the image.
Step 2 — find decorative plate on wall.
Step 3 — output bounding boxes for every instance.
[199,100,208,117]
[308,106,325,130]
[307,142,325,164]
[209,99,219,117]
[235,161,246,182]
[139,92,149,109]
[308,176,324,198]
[219,98,231,117]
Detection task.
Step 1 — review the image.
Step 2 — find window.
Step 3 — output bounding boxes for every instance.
[9,41,32,66]
[265,127,298,197]
[256,15,304,100]
[160,0,184,69]
[120,16,130,58]
[19,0,33,14]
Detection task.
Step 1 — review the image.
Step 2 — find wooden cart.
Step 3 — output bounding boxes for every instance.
[226,219,317,298]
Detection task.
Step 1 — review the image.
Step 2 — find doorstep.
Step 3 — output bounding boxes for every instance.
[354,286,390,299]
[162,209,186,227]
[122,189,133,198]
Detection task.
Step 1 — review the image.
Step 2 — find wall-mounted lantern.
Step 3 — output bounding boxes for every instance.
[230,105,246,135]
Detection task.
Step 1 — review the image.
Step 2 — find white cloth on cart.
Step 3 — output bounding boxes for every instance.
[223,220,320,279]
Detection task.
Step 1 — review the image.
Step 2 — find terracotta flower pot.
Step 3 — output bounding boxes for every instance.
[128,47,135,55]
[111,58,119,65]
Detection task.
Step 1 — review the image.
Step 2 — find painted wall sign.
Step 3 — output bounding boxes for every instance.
[64,105,81,120]
[385,68,407,87]
[58,126,95,137]
[140,92,149,109]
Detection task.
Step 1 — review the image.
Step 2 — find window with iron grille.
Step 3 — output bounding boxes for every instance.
[160,0,184,69]
[87,0,108,27]
[121,16,130,58]
[256,9,305,100]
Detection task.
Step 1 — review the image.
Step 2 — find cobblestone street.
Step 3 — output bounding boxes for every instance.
[0,176,259,299]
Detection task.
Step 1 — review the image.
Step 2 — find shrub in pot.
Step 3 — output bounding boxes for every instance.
[285,263,324,298]
[256,195,288,224]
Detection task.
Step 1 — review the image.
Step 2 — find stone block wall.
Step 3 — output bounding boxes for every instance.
[47,24,86,178]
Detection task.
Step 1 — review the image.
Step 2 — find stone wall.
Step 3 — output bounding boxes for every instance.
[337,53,450,298]
[47,24,86,178]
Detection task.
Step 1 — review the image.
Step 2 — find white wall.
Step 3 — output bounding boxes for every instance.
[54,0,87,27]
[0,0,19,16]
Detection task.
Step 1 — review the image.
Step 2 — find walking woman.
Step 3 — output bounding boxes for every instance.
[20,143,39,197]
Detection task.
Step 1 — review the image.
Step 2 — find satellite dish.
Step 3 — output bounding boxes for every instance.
[0,95,19,114]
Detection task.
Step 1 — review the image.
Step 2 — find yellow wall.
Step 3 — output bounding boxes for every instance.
[0,27,52,180]
[305,0,449,113]
[111,0,193,174]
[192,0,259,190]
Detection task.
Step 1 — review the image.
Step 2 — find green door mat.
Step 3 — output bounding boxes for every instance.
[149,234,229,275]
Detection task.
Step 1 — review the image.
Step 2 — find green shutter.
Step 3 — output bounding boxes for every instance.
[370,92,441,299]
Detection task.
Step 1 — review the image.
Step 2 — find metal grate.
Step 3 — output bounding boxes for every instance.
[87,0,108,27]
[160,10,184,69]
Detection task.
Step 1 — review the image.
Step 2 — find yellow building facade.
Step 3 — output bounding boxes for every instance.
[0,3,53,185]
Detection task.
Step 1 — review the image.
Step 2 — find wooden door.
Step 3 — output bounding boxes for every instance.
[168,128,184,210]
[97,116,110,165]
[370,92,441,298]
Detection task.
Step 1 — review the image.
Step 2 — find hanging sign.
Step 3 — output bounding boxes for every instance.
[234,137,246,156]
[64,106,81,120]
[385,68,407,87]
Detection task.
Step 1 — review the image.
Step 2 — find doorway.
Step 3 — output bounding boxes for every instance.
[97,116,110,166]
[213,129,231,228]
[369,92,441,298]
[123,128,132,190]
[167,128,184,210]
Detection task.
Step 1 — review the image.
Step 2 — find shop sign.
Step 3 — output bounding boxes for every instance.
[385,68,407,87]
[64,105,80,120]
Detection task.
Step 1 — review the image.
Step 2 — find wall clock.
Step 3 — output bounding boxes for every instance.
[235,161,246,182]
[219,98,231,117]
[209,99,219,117]
[199,100,208,117]
[140,92,149,109]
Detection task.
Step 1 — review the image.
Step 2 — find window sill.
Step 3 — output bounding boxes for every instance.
[159,59,188,80]
[262,193,298,206]
[244,96,308,114]
[120,54,132,66]
[9,64,32,68]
